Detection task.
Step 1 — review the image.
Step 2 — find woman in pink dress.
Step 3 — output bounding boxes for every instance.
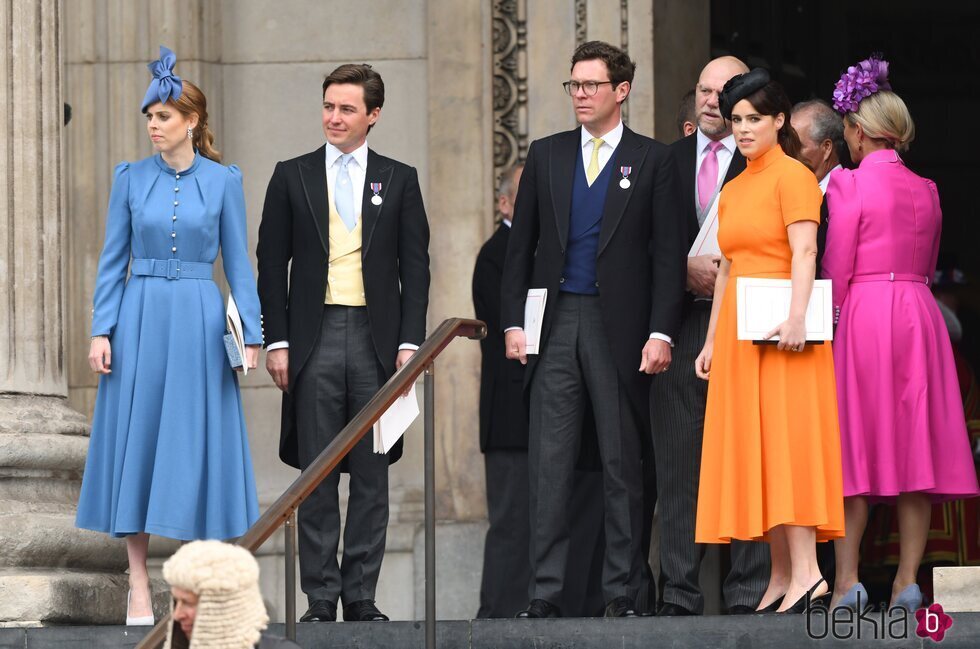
[823,56,980,612]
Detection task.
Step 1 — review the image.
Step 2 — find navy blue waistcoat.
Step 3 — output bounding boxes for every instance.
[561,144,617,295]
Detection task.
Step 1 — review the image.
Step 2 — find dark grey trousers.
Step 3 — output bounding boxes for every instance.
[293,305,389,606]
[528,293,643,605]
[478,450,607,618]
[650,304,770,612]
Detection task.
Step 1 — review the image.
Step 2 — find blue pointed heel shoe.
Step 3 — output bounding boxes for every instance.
[891,584,923,612]
[836,582,870,612]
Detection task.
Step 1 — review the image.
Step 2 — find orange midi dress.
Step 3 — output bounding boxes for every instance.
[694,144,845,543]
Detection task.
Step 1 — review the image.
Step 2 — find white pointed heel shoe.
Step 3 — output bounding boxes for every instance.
[126,588,155,626]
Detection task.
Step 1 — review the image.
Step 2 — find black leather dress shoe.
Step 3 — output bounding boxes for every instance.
[604,596,638,618]
[658,602,697,616]
[727,604,757,615]
[300,599,337,622]
[343,599,389,621]
[516,599,561,618]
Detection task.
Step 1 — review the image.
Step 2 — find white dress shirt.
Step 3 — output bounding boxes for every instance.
[267,140,418,353]
[819,164,843,195]
[325,140,368,221]
[580,120,624,177]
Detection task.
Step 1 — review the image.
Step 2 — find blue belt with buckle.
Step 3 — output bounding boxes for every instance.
[130,258,213,280]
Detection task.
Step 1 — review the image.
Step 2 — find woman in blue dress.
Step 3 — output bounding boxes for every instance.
[76,46,263,625]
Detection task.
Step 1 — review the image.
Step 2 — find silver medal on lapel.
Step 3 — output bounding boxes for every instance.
[370,182,383,205]
[619,166,632,189]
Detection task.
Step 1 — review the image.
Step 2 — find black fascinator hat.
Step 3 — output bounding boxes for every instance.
[718,68,771,120]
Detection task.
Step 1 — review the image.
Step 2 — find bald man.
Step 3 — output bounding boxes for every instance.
[650,56,771,616]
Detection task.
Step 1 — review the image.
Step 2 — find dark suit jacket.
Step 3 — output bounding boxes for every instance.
[473,224,529,452]
[501,125,686,422]
[257,145,430,469]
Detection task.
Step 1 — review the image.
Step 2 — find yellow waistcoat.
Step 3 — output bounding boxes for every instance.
[324,193,366,306]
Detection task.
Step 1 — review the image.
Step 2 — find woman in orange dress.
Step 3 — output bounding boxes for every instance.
[694,69,845,613]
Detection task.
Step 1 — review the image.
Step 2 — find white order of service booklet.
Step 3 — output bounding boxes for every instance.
[373,383,420,454]
[688,199,721,257]
[523,288,547,354]
[736,277,834,342]
[225,295,248,375]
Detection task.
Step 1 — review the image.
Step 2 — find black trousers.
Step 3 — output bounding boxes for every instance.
[478,450,532,618]
[293,305,389,606]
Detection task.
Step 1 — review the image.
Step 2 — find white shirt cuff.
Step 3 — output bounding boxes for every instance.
[398,343,419,351]
[267,341,289,351]
[649,332,673,346]
[504,326,522,333]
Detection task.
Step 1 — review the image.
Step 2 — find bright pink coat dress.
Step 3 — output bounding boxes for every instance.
[822,149,979,502]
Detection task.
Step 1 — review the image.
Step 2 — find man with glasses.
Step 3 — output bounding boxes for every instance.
[502,40,685,619]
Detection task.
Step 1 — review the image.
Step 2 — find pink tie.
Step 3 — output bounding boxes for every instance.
[698,141,724,212]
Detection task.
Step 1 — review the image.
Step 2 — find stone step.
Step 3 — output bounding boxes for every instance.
[3,614,979,648]
[934,566,980,612]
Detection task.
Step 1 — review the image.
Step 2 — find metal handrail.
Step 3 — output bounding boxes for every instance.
[136,317,487,649]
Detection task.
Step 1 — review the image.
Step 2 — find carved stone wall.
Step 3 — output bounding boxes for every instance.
[492,0,528,193]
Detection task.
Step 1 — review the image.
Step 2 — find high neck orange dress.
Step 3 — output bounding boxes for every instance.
[694,144,845,543]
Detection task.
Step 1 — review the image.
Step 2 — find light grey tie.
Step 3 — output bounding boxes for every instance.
[335,153,356,231]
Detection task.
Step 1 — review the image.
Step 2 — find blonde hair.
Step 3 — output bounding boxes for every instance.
[172,80,222,163]
[163,541,268,649]
[845,90,915,152]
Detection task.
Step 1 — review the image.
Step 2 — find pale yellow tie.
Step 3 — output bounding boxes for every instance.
[586,137,604,186]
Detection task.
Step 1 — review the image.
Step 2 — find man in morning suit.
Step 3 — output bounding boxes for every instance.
[651,56,771,616]
[502,41,686,619]
[256,64,430,623]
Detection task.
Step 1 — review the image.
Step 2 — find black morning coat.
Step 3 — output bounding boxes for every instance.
[256,145,430,469]
[473,223,529,452]
[501,125,687,426]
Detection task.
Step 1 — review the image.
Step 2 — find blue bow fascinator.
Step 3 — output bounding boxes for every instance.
[141,45,183,112]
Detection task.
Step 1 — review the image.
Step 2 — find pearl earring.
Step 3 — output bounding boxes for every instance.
[187,127,194,140]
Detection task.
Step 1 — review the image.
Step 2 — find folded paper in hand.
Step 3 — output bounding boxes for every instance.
[688,199,721,257]
[224,294,247,375]
[524,288,547,355]
[736,277,833,341]
[373,383,420,454]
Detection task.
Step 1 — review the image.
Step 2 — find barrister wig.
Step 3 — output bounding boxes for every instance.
[718,68,771,121]
[163,541,269,649]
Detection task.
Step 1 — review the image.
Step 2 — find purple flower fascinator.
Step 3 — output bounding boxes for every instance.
[832,55,891,115]
[141,45,183,112]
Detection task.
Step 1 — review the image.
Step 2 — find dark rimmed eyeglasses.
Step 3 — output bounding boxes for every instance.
[562,80,614,97]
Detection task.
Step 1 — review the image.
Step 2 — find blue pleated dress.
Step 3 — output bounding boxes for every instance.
[76,153,262,540]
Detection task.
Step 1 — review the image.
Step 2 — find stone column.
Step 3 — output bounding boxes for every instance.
[0,0,130,625]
